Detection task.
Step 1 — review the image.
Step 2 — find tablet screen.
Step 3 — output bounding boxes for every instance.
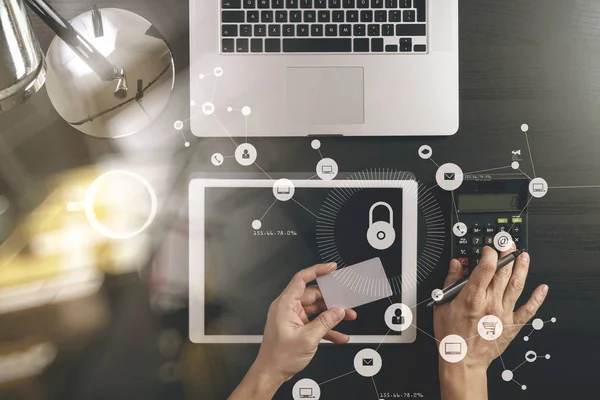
[198,185,405,337]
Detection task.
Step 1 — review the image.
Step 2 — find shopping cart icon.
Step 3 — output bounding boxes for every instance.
[482,321,498,336]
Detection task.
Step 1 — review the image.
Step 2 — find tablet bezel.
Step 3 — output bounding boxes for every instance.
[189,178,418,344]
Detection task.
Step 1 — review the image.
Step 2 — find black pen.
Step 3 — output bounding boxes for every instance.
[426,249,525,308]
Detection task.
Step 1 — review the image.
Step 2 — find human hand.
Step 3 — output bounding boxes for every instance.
[434,246,548,399]
[229,263,356,400]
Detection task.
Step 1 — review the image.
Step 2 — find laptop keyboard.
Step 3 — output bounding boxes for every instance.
[220,0,427,54]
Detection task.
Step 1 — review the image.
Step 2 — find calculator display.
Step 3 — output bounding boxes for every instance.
[458,193,519,212]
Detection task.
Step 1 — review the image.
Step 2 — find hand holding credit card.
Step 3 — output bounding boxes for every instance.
[316,257,393,310]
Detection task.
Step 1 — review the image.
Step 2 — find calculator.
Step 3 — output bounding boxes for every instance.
[451,175,530,277]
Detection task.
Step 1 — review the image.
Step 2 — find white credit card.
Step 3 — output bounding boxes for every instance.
[316,257,393,310]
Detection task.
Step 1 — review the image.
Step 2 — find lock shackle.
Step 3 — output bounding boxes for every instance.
[369,201,393,226]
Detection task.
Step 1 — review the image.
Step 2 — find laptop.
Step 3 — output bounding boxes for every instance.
[190,0,459,137]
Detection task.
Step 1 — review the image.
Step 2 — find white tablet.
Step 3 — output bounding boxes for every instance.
[189,178,418,344]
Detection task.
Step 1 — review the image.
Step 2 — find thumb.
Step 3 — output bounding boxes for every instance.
[304,307,345,341]
[444,259,464,288]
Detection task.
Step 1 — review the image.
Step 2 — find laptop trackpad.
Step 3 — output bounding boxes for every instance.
[286,67,364,125]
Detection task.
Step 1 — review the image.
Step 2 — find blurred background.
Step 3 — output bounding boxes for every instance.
[0,0,198,398]
[2,0,600,399]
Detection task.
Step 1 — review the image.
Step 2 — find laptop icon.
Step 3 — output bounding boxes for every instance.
[321,165,333,174]
[191,1,459,137]
[299,388,314,399]
[277,185,291,194]
[444,342,462,355]
[533,183,545,192]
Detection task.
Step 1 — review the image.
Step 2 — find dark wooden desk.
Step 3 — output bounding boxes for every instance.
[1,0,599,399]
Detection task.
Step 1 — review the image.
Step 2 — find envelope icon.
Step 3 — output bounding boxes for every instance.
[362,358,374,366]
[444,173,455,181]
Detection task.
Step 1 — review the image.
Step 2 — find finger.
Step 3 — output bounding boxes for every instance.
[443,259,464,288]
[513,285,549,326]
[466,246,499,294]
[283,263,337,300]
[503,252,530,309]
[304,303,357,322]
[304,300,327,316]
[303,307,346,342]
[300,286,323,306]
[490,242,517,294]
[345,309,358,321]
[323,330,351,344]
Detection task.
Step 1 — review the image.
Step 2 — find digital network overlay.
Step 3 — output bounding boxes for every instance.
[173,67,592,398]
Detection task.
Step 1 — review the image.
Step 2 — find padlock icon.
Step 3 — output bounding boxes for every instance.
[366,201,396,250]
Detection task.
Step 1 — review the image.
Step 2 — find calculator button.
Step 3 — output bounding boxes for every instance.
[458,247,469,257]
[498,225,507,232]
[484,236,494,245]
[485,224,495,234]
[463,267,469,277]
[497,217,509,224]
[472,224,483,234]
[473,258,481,266]
[458,258,469,267]
[472,236,483,245]
[472,247,482,256]
[513,236,522,247]
[458,237,468,246]
[512,225,522,234]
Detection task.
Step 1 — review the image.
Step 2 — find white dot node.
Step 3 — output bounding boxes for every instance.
[202,102,215,115]
[525,350,537,362]
[190,100,196,106]
[511,161,520,170]
[501,370,513,382]
[214,67,223,77]
[317,158,339,180]
[227,107,233,112]
[311,139,321,150]
[241,106,252,116]
[273,179,295,202]
[418,145,433,160]
[199,73,205,80]
[532,318,544,330]
[551,317,557,323]
[545,354,551,360]
[353,349,382,377]
[235,143,257,166]
[252,220,262,230]
[174,120,183,130]
[435,163,464,192]
[524,336,529,341]
[521,124,529,132]
[521,385,527,391]
[431,288,444,302]
[184,142,190,148]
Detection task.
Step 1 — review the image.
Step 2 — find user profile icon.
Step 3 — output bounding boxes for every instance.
[235,143,257,166]
[384,303,413,332]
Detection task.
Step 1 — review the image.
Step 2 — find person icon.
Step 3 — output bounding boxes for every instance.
[391,308,404,325]
[242,149,250,159]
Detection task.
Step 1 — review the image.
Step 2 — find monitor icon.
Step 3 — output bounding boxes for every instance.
[321,165,333,174]
[277,185,291,194]
[299,387,315,398]
[532,183,545,192]
[444,342,462,355]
